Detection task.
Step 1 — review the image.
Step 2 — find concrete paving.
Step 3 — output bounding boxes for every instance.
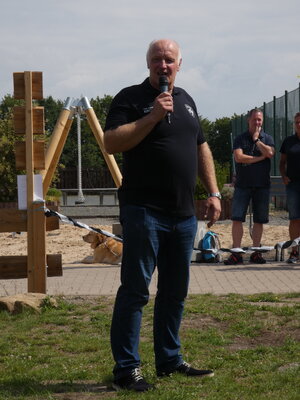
[0,260,299,297]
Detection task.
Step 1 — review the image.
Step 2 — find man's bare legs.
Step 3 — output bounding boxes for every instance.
[232,220,243,248]
[225,220,265,265]
[287,219,300,262]
[251,223,263,247]
[232,221,263,247]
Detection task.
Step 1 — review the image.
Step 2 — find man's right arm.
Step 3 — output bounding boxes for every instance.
[104,92,172,154]
[104,113,158,154]
[279,153,290,184]
[234,148,265,164]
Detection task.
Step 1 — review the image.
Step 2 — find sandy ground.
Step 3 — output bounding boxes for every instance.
[0,216,290,264]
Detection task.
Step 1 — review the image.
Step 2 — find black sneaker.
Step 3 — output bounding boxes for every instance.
[157,361,214,378]
[250,251,266,264]
[224,253,243,265]
[112,368,154,392]
[287,250,299,264]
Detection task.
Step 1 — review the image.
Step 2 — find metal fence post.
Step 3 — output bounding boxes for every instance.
[285,90,288,139]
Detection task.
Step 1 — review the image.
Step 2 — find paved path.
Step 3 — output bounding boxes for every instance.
[1,261,299,297]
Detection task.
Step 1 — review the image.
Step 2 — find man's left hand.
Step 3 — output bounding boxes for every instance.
[204,197,221,228]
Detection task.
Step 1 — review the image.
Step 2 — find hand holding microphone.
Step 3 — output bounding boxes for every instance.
[159,76,172,124]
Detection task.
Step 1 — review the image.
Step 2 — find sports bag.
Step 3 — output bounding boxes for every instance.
[200,231,221,263]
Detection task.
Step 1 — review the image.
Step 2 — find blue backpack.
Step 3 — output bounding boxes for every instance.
[200,231,221,263]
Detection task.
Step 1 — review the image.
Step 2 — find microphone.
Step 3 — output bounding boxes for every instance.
[159,76,171,124]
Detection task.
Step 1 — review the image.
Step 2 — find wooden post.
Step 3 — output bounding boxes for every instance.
[0,71,62,288]
[41,105,73,195]
[25,72,34,207]
[23,71,47,293]
[24,71,35,292]
[31,200,47,292]
[84,106,122,188]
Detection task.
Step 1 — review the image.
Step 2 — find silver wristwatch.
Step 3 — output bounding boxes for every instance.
[208,192,222,200]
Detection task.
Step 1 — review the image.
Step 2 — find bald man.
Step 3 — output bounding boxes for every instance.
[104,39,220,392]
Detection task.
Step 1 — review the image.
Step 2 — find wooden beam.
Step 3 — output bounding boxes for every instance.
[0,208,59,233]
[41,109,73,195]
[85,107,122,188]
[0,254,62,279]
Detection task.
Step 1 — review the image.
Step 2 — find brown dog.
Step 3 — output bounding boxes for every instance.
[82,232,122,265]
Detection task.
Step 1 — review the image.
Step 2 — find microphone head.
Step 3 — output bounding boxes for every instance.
[159,75,169,93]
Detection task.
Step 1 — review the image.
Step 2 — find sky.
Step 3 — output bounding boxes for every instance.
[1,0,299,121]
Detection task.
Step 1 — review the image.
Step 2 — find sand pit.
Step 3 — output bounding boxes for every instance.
[0,216,290,265]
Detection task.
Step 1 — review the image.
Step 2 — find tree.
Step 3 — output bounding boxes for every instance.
[199,116,213,140]
[198,115,233,186]
[90,95,113,128]
[0,96,19,201]
[205,117,232,165]
[39,96,63,136]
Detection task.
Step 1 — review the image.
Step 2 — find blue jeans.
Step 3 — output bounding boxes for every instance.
[110,205,197,378]
[231,186,270,223]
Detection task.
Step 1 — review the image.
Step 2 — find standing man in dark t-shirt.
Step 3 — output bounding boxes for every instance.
[279,112,300,263]
[104,39,221,392]
[224,108,275,265]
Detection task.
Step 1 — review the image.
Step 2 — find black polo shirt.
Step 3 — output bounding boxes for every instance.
[280,134,300,182]
[233,130,275,188]
[105,78,205,216]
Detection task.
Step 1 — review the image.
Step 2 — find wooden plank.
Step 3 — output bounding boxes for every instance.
[14,106,45,135]
[0,254,62,279]
[0,208,59,232]
[25,71,35,292]
[13,72,43,100]
[15,140,45,170]
[45,207,60,231]
[47,254,63,277]
[0,209,27,232]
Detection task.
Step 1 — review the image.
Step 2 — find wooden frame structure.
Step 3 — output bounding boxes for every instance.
[0,72,122,294]
[41,96,122,195]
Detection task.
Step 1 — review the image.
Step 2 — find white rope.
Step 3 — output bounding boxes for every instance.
[44,208,123,242]
[45,208,299,259]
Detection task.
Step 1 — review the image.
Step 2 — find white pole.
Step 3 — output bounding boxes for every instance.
[75,107,85,204]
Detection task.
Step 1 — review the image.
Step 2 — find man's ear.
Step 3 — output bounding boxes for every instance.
[177,58,182,71]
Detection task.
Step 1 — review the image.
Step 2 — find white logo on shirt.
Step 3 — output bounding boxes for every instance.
[185,104,195,118]
[143,106,153,114]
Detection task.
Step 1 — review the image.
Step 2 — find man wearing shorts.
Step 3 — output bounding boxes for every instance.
[279,112,300,263]
[224,108,275,265]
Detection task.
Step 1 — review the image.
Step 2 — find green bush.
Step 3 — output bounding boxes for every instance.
[195,161,230,200]
[46,187,62,201]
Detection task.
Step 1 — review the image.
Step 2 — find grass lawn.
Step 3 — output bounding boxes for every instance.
[0,292,299,400]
